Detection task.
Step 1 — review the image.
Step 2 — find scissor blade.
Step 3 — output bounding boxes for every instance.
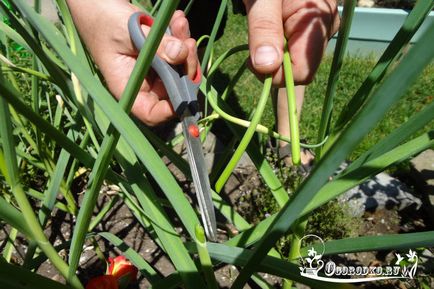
[182,116,217,241]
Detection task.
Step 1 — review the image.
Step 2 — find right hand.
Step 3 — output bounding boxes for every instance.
[68,1,199,125]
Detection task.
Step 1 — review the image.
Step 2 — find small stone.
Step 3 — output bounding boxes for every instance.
[410,149,434,219]
[413,219,424,227]
[52,274,64,283]
[339,172,421,215]
[83,245,94,252]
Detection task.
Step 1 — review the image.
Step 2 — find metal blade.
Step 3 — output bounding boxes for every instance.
[182,116,217,241]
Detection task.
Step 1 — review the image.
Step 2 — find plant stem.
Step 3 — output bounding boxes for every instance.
[0,65,51,80]
[203,77,327,149]
[201,0,228,74]
[285,220,308,288]
[183,0,196,15]
[315,0,356,158]
[195,225,219,289]
[150,0,162,16]
[282,40,300,166]
[215,75,272,193]
[32,0,41,139]
[56,0,101,150]
[2,227,18,262]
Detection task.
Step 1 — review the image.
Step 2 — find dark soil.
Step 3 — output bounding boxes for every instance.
[374,0,417,10]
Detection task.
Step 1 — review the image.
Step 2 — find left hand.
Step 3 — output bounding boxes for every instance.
[243,0,340,86]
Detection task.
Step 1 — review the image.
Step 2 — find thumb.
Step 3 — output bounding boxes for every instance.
[244,0,284,74]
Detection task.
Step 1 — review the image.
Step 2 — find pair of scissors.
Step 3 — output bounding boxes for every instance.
[128,11,217,241]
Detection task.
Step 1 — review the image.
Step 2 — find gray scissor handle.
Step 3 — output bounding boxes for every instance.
[128,12,201,118]
[129,12,217,242]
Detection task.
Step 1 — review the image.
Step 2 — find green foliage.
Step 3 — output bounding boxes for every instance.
[0,1,433,289]
[238,151,361,258]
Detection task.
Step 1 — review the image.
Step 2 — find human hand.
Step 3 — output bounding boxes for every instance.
[67,1,199,126]
[243,0,340,85]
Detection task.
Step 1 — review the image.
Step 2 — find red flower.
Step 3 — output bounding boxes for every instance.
[86,256,138,289]
[86,275,118,289]
[107,256,138,288]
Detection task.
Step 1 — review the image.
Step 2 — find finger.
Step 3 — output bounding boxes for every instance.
[171,10,186,23]
[286,25,326,84]
[170,10,191,40]
[184,38,199,80]
[158,36,190,65]
[247,59,285,86]
[132,91,176,126]
[244,0,284,74]
[283,0,339,84]
[138,25,189,65]
[150,78,169,101]
[157,36,199,81]
[283,0,339,39]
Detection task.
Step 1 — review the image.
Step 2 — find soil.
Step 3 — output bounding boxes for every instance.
[370,0,417,10]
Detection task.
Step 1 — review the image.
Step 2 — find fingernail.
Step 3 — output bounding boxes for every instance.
[254,45,279,66]
[165,40,182,60]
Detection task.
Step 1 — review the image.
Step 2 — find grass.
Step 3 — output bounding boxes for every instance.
[212,4,434,159]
